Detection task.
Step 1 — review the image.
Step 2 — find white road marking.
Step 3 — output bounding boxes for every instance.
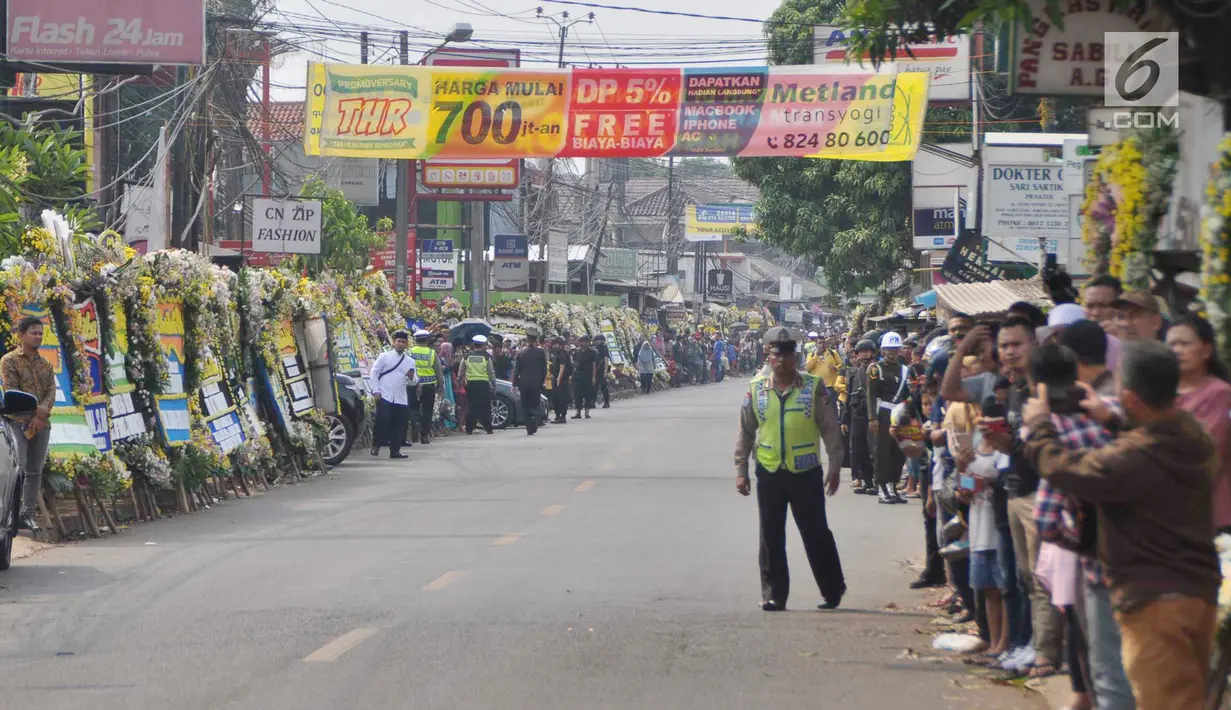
[493,534,522,547]
[541,504,565,516]
[303,627,378,662]
[574,480,596,492]
[422,570,466,591]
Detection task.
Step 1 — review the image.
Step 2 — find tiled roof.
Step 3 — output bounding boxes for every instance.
[247,101,305,141]
[933,279,1051,317]
[621,177,759,217]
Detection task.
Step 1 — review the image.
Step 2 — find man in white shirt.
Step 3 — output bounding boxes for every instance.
[368,330,418,459]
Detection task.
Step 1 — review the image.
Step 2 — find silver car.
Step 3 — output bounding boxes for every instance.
[1,389,40,570]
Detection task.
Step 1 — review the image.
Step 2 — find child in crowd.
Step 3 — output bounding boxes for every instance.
[957,398,1011,663]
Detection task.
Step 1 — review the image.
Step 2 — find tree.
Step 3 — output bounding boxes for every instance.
[0,120,97,257]
[291,177,388,276]
[841,1,1231,127]
[732,0,911,297]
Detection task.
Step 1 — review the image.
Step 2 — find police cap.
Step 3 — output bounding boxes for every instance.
[762,326,802,348]
[855,338,877,352]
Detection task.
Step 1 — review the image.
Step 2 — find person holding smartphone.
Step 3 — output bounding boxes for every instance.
[959,398,1012,663]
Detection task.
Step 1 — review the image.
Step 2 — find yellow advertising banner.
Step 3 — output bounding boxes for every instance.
[304,63,915,161]
[815,70,929,163]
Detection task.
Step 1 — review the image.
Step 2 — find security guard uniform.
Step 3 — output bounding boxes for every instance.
[410,330,442,445]
[866,332,909,503]
[842,339,876,493]
[735,326,847,611]
[460,335,496,435]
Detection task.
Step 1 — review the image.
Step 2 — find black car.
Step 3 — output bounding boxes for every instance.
[491,379,550,430]
[324,373,366,466]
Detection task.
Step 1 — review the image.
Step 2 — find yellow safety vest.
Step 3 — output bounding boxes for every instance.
[464,353,490,382]
[411,345,437,384]
[750,373,822,474]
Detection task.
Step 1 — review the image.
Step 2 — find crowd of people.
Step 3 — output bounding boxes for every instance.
[843,275,1230,710]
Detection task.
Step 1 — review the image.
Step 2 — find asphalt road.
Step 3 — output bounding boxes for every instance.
[0,378,1040,710]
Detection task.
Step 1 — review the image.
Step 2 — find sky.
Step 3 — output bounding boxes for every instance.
[266,0,780,101]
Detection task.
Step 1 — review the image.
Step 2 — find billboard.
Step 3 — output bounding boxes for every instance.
[685,203,757,243]
[813,26,970,102]
[423,48,520,193]
[492,234,529,291]
[304,63,904,160]
[7,0,207,66]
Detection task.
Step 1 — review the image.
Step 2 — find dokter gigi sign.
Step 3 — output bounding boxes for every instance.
[6,0,206,65]
[304,63,912,160]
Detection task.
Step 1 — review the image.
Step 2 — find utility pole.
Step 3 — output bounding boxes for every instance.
[665,155,676,284]
[540,8,593,296]
[394,30,412,294]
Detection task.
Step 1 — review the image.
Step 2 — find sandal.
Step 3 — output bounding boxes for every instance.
[1028,663,1060,679]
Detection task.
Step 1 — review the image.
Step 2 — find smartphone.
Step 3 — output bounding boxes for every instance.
[959,474,976,491]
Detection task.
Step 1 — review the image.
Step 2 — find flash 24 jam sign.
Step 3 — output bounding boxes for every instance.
[6,0,206,65]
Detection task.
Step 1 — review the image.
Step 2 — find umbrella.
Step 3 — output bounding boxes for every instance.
[448,319,493,346]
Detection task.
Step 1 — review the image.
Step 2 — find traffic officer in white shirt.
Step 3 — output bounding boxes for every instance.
[368,330,419,459]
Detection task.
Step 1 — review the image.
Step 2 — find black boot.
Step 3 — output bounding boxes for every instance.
[877,484,897,504]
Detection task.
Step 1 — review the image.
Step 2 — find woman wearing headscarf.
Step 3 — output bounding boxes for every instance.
[636,339,656,394]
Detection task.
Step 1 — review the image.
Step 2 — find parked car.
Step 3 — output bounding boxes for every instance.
[491,380,550,431]
[1,389,41,571]
[324,374,366,466]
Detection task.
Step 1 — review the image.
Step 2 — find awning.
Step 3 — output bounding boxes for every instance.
[933,279,1051,318]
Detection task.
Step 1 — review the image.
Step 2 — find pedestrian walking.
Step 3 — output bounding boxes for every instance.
[842,339,877,494]
[550,337,572,423]
[572,334,599,419]
[460,334,496,435]
[735,326,847,612]
[409,329,442,445]
[0,315,55,531]
[595,334,612,409]
[514,330,548,435]
[636,339,656,394]
[368,330,418,459]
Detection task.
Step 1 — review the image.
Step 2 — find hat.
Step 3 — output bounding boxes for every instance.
[855,338,877,352]
[472,334,488,344]
[879,331,903,349]
[392,330,409,340]
[808,331,819,338]
[1047,303,1086,328]
[594,334,606,341]
[1113,289,1160,314]
[762,326,802,346]
[413,328,431,338]
[579,334,591,341]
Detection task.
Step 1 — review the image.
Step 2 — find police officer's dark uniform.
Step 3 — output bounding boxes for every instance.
[842,339,877,494]
[735,327,847,611]
[461,335,496,435]
[866,332,909,504]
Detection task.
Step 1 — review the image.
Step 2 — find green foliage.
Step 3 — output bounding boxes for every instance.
[291,177,387,276]
[732,0,909,297]
[0,121,98,257]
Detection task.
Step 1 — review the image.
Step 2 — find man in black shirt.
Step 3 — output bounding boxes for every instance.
[549,337,572,423]
[513,331,548,435]
[594,334,612,409]
[491,336,514,381]
[572,334,599,419]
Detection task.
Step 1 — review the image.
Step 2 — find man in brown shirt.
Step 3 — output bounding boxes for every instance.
[735,327,846,611]
[1022,340,1219,710]
[0,316,56,531]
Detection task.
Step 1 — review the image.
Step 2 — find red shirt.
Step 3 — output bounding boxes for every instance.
[1177,376,1231,528]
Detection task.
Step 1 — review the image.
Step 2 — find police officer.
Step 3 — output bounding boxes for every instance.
[867,332,909,504]
[460,334,496,435]
[842,339,877,494]
[735,326,847,612]
[409,329,442,445]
